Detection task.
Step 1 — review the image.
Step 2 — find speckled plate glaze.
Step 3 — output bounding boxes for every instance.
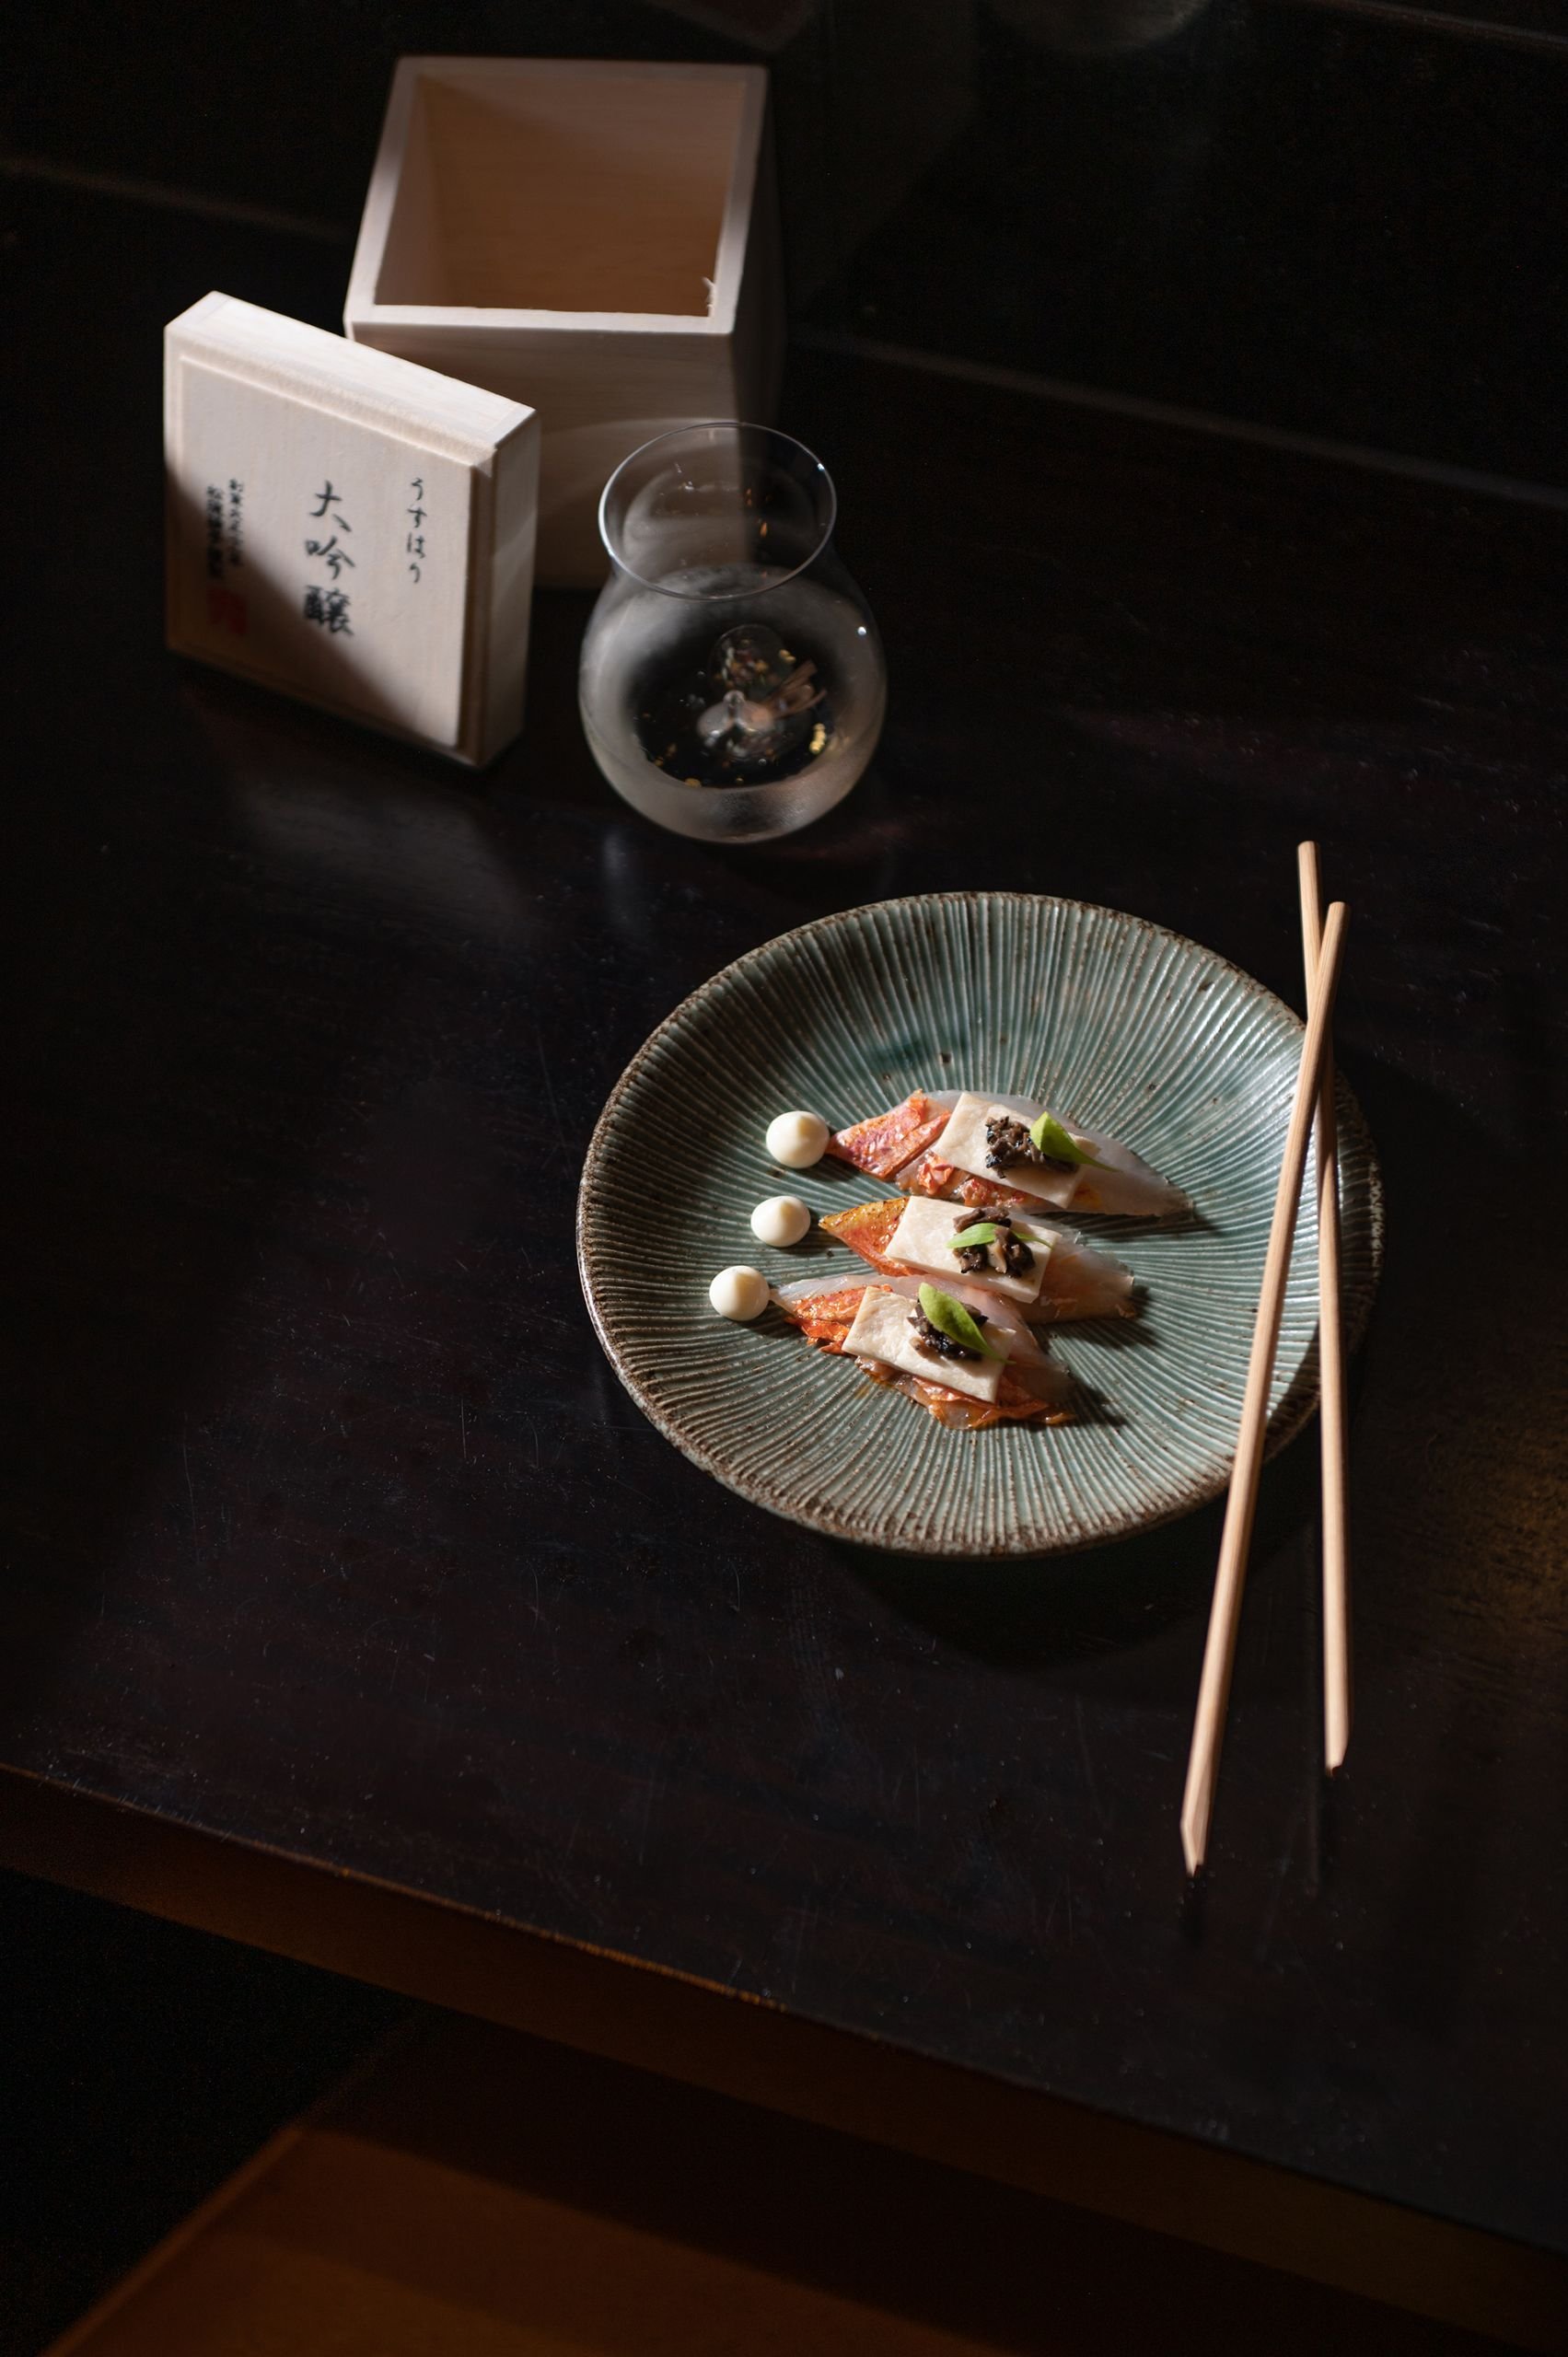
[577,894,1382,1557]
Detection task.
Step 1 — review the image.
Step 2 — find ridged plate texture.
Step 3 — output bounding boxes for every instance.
[577,894,1382,1556]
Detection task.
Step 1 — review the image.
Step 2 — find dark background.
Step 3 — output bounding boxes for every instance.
[6,6,1568,2351]
[9,0,1568,486]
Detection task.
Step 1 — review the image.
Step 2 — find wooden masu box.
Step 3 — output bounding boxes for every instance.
[344,57,784,588]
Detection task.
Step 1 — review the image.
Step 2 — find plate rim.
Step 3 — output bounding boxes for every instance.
[576,889,1385,1558]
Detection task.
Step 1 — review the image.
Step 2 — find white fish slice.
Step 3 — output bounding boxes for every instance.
[829,1088,1188,1219]
[817,1196,1135,1322]
[773,1271,1074,1412]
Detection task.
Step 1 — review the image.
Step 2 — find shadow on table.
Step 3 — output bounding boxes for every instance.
[835,1418,1322,1672]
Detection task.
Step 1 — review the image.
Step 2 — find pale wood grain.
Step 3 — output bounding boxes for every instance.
[344,59,782,586]
[1180,900,1350,1875]
[1299,842,1353,1772]
[164,293,538,765]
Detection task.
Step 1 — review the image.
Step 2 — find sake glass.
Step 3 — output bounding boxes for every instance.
[579,423,886,843]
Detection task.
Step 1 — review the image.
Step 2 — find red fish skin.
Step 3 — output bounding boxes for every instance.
[824,1092,950,1179]
[906,1369,1062,1427]
[906,1154,1034,1210]
[776,1284,866,1353]
[818,1198,904,1272]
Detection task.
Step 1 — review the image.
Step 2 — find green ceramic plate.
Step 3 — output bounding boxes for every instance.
[577,893,1382,1556]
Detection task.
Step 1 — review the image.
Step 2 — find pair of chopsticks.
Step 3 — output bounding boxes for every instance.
[1180,844,1351,1875]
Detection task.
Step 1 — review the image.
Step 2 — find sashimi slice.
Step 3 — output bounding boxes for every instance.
[817,1198,905,1265]
[819,1199,1135,1322]
[838,1088,1188,1218]
[824,1196,1046,1296]
[900,1155,1037,1211]
[779,1282,865,1353]
[773,1273,1074,1427]
[824,1091,952,1179]
[1067,1125,1190,1218]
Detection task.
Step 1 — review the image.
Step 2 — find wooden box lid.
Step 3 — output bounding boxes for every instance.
[165,293,540,766]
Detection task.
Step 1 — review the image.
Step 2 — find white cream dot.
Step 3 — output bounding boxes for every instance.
[708,1265,770,1321]
[750,1194,811,1248]
[765,1109,830,1169]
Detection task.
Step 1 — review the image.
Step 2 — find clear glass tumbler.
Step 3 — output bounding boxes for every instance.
[579,424,887,844]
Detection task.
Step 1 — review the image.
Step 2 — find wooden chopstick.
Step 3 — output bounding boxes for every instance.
[1180,897,1350,1875]
[1298,844,1352,1773]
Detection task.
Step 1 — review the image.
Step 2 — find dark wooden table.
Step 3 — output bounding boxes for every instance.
[6,182,1567,2344]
